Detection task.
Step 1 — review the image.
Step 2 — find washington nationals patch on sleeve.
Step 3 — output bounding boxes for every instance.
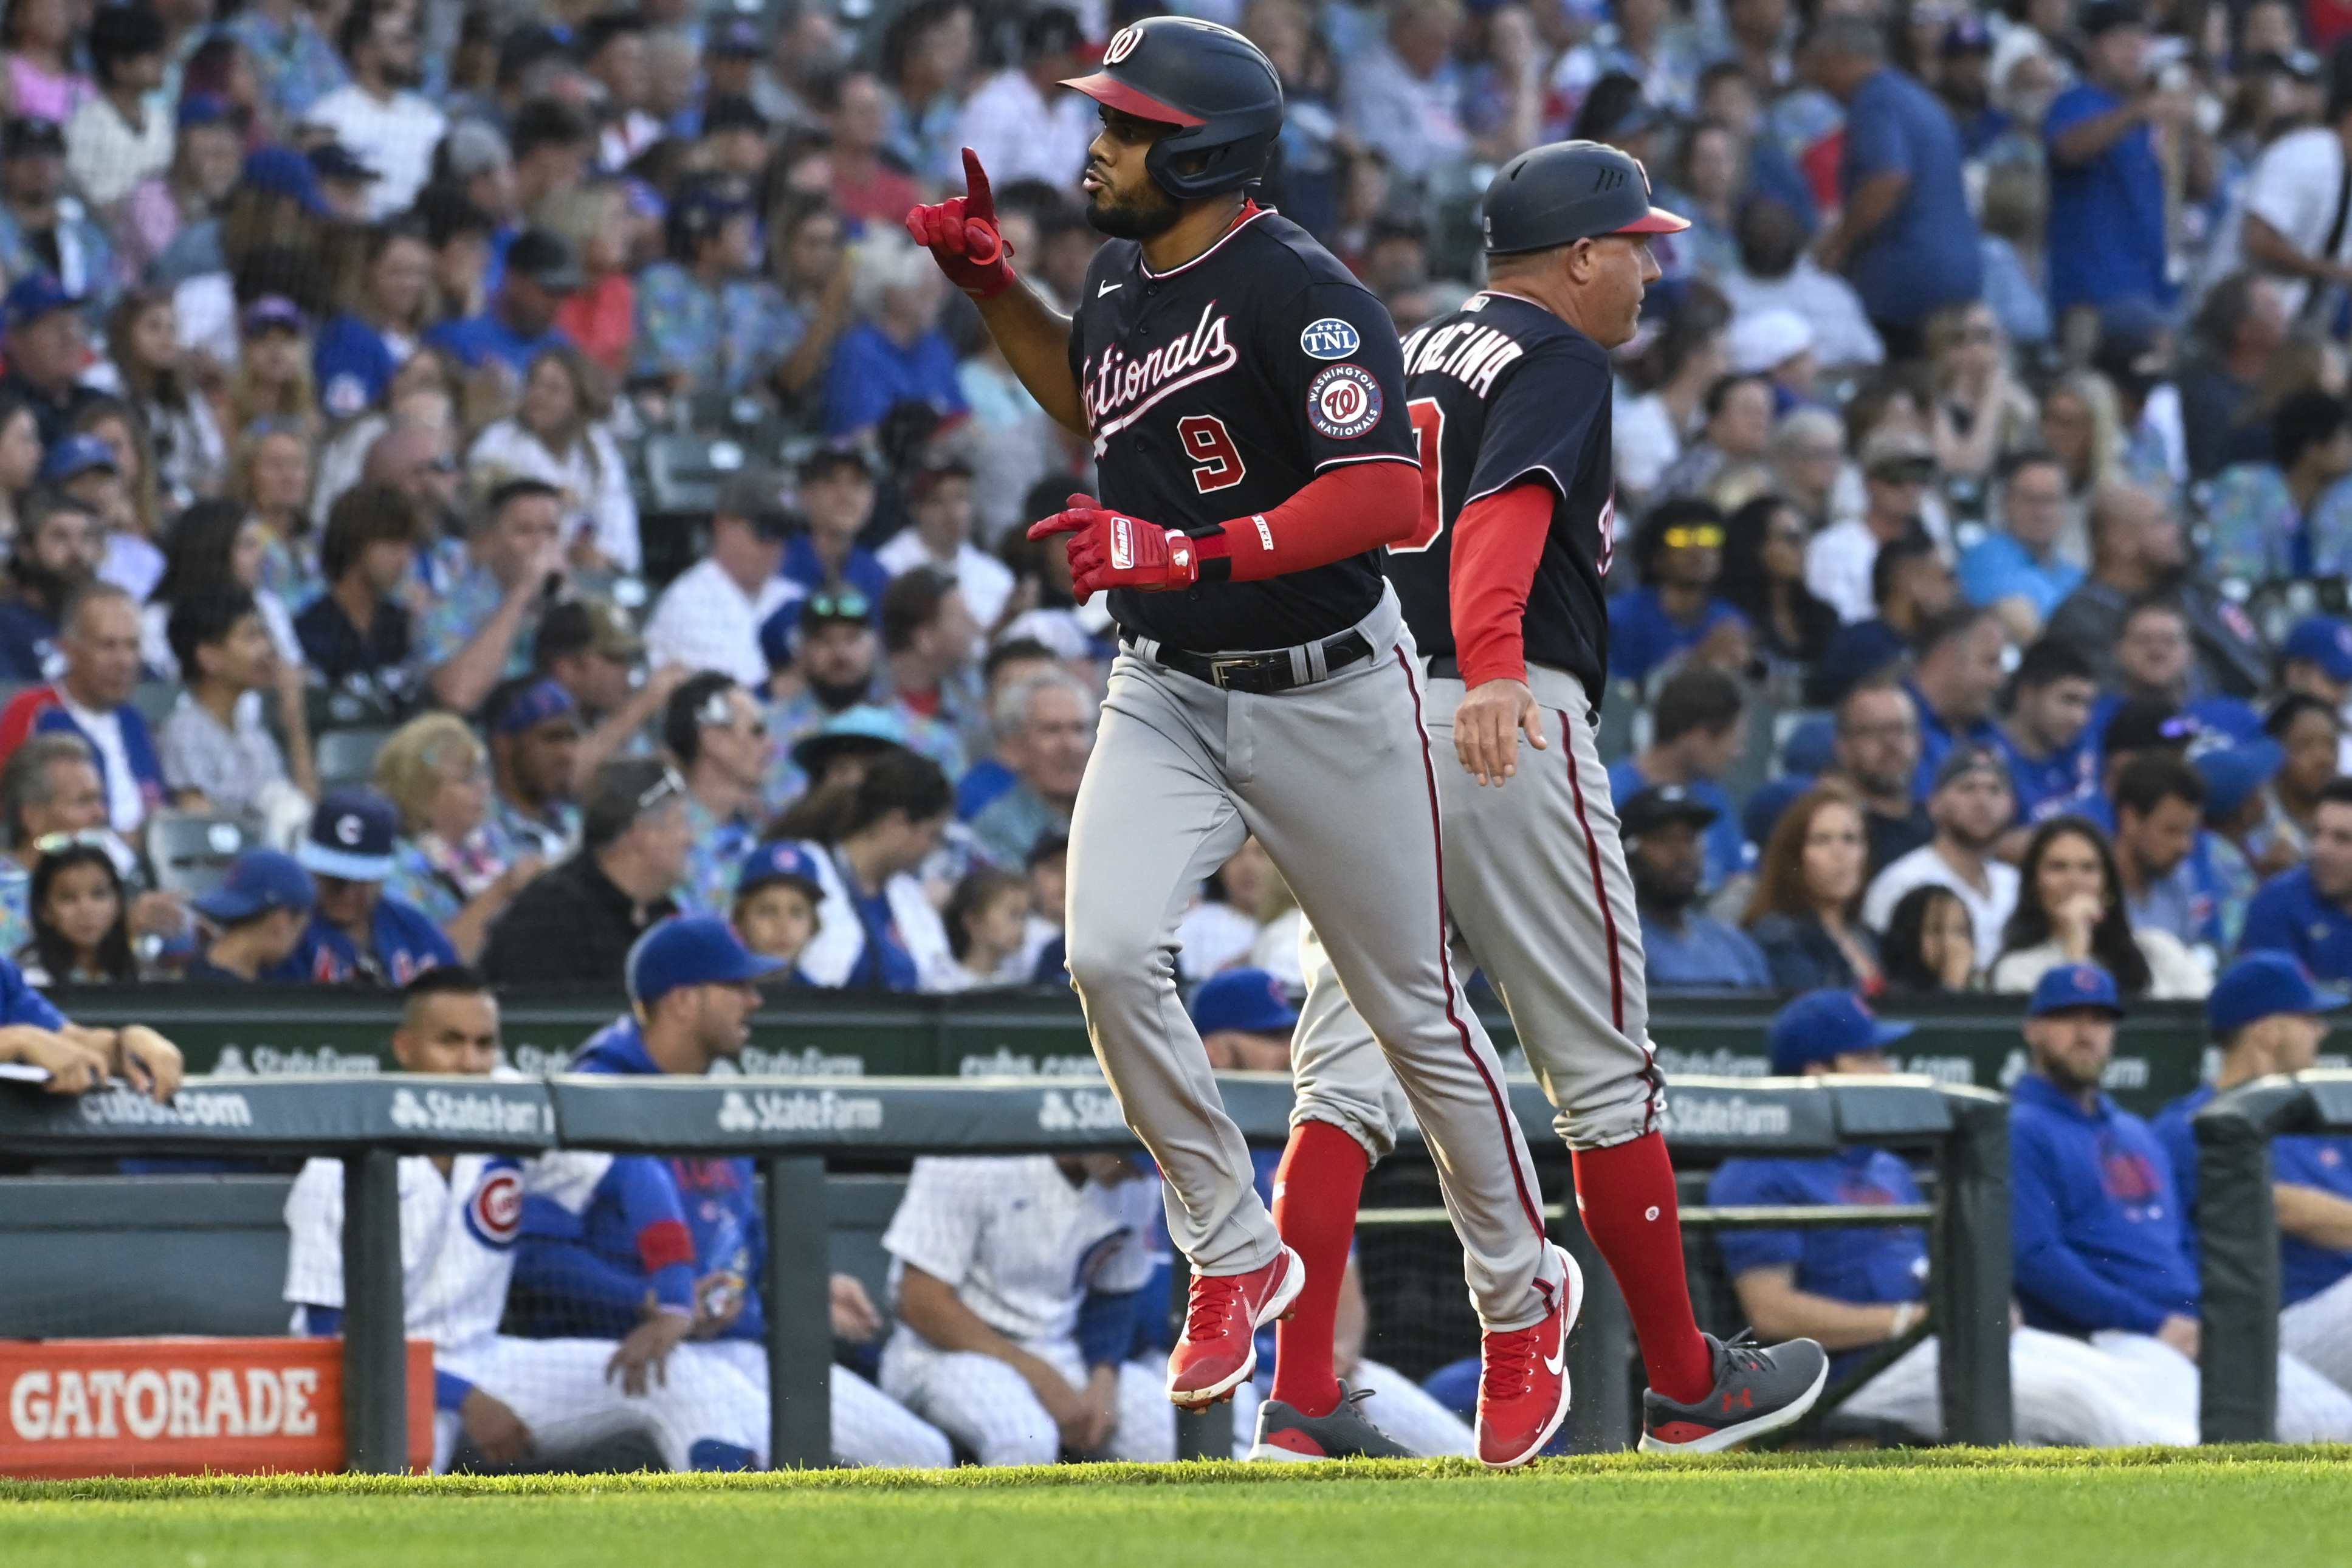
[1307,363,1383,439]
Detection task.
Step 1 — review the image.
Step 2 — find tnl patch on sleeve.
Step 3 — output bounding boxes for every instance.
[1307,362,1383,439]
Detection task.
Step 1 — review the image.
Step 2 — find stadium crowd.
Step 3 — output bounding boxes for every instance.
[3,0,2352,1472]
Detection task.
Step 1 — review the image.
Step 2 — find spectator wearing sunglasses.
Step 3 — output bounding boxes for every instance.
[1806,427,1940,627]
[666,675,768,919]
[642,468,800,691]
[1608,499,1752,688]
[481,759,690,988]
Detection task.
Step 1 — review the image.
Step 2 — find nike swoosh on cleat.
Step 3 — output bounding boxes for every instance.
[1542,1308,1566,1377]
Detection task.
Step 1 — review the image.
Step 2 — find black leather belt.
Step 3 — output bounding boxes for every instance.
[1125,628,1374,694]
[1426,655,1462,679]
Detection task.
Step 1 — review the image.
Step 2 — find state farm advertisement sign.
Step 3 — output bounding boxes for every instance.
[1,1338,432,1477]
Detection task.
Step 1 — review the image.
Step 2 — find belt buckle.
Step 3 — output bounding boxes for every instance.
[1207,653,1267,690]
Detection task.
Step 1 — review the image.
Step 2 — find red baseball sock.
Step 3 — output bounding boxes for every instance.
[1268,1119,1368,1419]
[1572,1133,1714,1405]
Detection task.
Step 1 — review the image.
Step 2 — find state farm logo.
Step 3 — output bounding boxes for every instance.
[10,1365,320,1441]
[715,1089,884,1134]
[77,1087,252,1127]
[388,1087,547,1137]
[1037,1088,1126,1133]
[1657,1094,1792,1140]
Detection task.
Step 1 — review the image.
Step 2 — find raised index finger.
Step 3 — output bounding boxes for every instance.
[961,148,995,222]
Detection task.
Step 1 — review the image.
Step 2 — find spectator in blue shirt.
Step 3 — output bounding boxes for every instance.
[1710,988,2193,1445]
[821,237,968,439]
[1800,16,1982,358]
[1625,786,1770,991]
[422,227,580,382]
[1609,665,1752,894]
[2108,752,2223,951]
[780,448,892,604]
[2241,778,2352,981]
[2043,5,2203,320]
[1905,605,2009,799]
[2152,953,2352,1401]
[2277,616,2352,716]
[267,788,458,986]
[1994,638,2102,828]
[185,849,315,982]
[314,224,434,419]
[0,947,177,1098]
[1958,452,2083,637]
[1606,499,1751,687]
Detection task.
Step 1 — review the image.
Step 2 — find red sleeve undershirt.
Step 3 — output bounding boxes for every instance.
[1191,459,1420,582]
[1448,481,1555,689]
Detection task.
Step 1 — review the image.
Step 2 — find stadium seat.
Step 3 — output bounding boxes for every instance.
[316,727,394,794]
[149,811,258,899]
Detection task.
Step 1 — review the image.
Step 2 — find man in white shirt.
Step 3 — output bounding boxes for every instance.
[1808,428,1939,624]
[1863,744,2021,968]
[64,5,173,215]
[879,1152,1175,1466]
[580,12,667,172]
[955,8,1094,190]
[1339,0,1471,185]
[875,461,1016,629]
[303,4,445,218]
[642,469,800,689]
[2215,71,2352,320]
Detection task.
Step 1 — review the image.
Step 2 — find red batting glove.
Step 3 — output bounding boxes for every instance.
[904,148,1016,300]
[1028,493,1203,597]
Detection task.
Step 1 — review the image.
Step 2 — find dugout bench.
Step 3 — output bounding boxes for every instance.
[0,1070,2013,1471]
[2192,1070,2352,1444]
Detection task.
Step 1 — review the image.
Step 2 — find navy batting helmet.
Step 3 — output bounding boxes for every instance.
[1061,18,1282,201]
[1481,140,1690,256]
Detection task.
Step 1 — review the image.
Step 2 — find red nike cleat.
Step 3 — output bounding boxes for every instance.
[1476,1244,1584,1469]
[1167,1246,1305,1408]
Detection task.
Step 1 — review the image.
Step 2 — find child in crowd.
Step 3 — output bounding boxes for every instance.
[731,840,825,985]
[185,849,315,982]
[940,865,1032,989]
[15,842,137,985]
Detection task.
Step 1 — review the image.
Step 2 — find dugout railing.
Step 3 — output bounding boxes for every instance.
[2192,1070,2352,1443]
[0,1071,2012,1471]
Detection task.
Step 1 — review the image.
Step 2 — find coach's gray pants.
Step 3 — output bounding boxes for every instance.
[1064,586,1562,1332]
[1291,664,1665,1161]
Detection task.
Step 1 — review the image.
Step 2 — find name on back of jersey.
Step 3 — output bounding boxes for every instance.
[1400,318,1526,398]
[1084,301,1237,442]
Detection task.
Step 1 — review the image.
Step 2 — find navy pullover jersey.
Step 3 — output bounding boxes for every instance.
[1068,204,1418,654]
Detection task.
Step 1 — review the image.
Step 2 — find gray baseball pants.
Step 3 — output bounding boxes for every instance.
[1064,585,1564,1332]
[1290,664,1665,1160]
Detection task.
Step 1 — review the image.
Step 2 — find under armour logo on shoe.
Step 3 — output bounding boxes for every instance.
[1722,1388,1753,1414]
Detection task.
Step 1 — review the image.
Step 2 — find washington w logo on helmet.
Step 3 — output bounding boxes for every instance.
[1059,16,1284,201]
[1104,25,1143,63]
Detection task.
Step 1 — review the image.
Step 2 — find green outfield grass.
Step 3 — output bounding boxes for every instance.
[4,1448,2350,1567]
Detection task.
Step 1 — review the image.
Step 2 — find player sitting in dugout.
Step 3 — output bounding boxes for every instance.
[1710,989,2195,1447]
[286,965,768,1473]
[506,916,953,1470]
[2153,953,2352,1408]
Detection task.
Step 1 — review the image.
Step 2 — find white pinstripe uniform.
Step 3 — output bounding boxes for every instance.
[283,1151,768,1472]
[878,1156,1177,1466]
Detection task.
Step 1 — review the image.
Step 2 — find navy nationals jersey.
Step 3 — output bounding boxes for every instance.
[1068,205,1417,653]
[1386,291,1615,706]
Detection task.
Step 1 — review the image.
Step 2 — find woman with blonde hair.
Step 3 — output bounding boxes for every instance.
[232,419,321,609]
[374,713,546,961]
[226,296,319,441]
[1924,299,2038,480]
[1744,785,1882,994]
[544,181,638,379]
[2038,373,2122,566]
[465,343,639,573]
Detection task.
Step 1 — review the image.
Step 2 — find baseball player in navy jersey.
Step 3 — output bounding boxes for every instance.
[284,965,768,1473]
[906,15,1573,1420]
[1273,142,1828,1467]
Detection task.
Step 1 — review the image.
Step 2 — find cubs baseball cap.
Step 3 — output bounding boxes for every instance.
[1189,968,1300,1036]
[491,677,577,737]
[735,840,827,901]
[2027,962,2127,1019]
[2102,698,2198,757]
[193,849,317,925]
[1620,784,1719,839]
[239,295,308,338]
[505,229,585,293]
[2208,952,2348,1037]
[1767,990,1912,1076]
[308,140,380,184]
[240,145,331,215]
[626,915,786,1005]
[2283,616,2352,683]
[712,18,765,57]
[4,271,81,331]
[39,435,119,486]
[298,789,400,882]
[2080,0,2147,37]
[2195,738,2285,825]
[176,92,236,130]
[1932,743,2011,794]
